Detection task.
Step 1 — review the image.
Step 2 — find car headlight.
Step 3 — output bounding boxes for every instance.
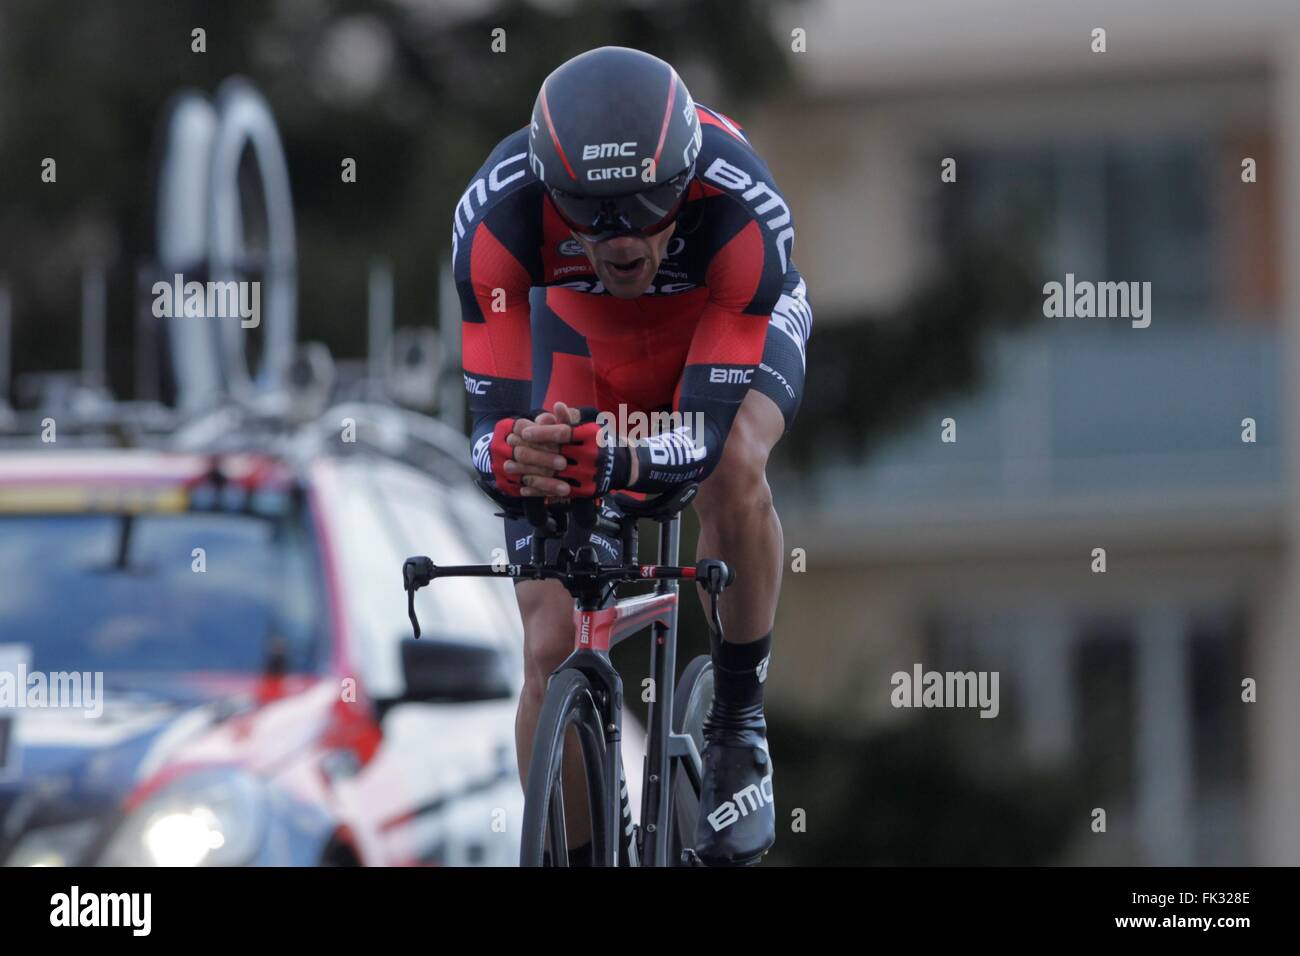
[99,769,268,866]
[6,819,101,867]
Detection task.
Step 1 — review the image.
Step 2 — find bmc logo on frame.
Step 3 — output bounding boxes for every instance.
[579,614,592,645]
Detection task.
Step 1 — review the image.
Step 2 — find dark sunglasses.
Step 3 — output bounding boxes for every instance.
[548,166,694,242]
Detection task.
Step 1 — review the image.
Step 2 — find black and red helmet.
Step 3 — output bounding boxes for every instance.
[529,47,702,241]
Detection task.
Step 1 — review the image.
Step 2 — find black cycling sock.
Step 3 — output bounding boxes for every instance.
[709,631,771,717]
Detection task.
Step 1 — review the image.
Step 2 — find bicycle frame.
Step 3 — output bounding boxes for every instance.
[402,484,730,867]
[559,513,704,866]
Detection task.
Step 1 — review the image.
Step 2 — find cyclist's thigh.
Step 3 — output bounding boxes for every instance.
[750,271,812,431]
[505,500,627,667]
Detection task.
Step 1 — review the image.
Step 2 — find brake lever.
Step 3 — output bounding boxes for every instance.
[402,557,435,639]
[695,559,734,641]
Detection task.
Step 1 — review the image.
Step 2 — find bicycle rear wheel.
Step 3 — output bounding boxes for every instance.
[668,655,713,866]
[521,668,612,867]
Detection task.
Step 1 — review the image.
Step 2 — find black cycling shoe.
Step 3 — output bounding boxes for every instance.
[693,704,775,866]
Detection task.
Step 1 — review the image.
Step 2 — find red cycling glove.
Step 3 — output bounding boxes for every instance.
[489,418,524,495]
[556,407,630,497]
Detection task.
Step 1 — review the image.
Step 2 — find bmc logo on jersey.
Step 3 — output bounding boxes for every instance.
[463,373,490,395]
[645,427,707,466]
[453,152,528,260]
[473,433,493,473]
[709,367,753,385]
[583,142,637,160]
[701,156,795,274]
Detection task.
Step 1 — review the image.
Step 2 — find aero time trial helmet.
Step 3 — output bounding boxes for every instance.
[528,46,703,242]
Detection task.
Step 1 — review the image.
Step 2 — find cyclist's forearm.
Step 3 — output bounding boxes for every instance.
[466,376,532,485]
[623,406,729,493]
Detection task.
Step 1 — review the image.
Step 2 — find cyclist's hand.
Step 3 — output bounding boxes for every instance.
[492,416,566,497]
[493,406,574,498]
[534,404,629,498]
[508,403,579,498]
[519,401,580,447]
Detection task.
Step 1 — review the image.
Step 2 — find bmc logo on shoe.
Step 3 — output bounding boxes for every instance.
[706,773,773,832]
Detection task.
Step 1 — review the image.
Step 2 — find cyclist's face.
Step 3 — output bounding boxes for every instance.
[575,223,677,299]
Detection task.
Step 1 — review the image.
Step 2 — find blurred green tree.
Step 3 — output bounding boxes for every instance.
[0,0,796,395]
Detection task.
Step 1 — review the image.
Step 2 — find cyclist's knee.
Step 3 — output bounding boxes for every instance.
[516,581,573,686]
[696,412,774,519]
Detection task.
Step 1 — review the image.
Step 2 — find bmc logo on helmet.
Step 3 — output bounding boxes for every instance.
[583,142,637,160]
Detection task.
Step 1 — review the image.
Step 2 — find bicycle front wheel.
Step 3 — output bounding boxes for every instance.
[520,668,613,867]
[668,655,714,866]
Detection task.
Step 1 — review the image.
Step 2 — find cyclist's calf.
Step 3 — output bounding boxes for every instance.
[691,391,785,644]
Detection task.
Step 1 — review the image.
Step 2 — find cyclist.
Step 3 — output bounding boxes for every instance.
[452,46,812,866]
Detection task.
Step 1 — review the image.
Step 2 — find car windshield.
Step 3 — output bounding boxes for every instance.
[0,504,328,677]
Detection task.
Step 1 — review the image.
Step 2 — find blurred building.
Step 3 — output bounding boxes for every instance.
[753,0,1299,864]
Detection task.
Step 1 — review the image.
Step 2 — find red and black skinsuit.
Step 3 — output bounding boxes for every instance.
[452,105,812,562]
